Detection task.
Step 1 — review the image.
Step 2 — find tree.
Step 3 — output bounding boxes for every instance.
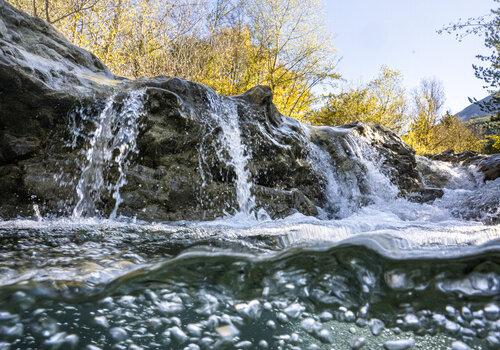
[411,78,445,124]
[244,0,339,118]
[403,78,445,153]
[438,0,499,111]
[403,113,483,155]
[10,0,338,119]
[10,0,101,24]
[308,66,408,133]
[403,79,483,154]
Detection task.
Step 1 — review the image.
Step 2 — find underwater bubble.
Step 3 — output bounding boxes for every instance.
[186,323,203,337]
[283,303,305,319]
[215,324,239,339]
[484,303,499,320]
[316,328,334,344]
[258,339,268,348]
[109,327,128,342]
[234,340,253,348]
[301,318,321,333]
[319,311,333,322]
[168,326,189,344]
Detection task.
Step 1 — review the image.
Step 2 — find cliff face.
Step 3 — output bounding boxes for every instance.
[0,1,458,221]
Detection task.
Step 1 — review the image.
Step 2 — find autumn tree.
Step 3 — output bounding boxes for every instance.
[403,78,445,153]
[10,0,338,119]
[10,0,100,24]
[403,78,483,154]
[243,0,338,118]
[308,66,408,133]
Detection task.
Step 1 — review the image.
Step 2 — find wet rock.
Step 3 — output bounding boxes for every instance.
[428,151,500,181]
[310,123,422,196]
[350,336,366,349]
[0,1,445,221]
[383,338,415,350]
[368,318,385,336]
[477,154,500,181]
[406,188,444,203]
[451,340,471,350]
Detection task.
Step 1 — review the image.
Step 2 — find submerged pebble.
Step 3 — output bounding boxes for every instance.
[369,318,385,336]
[350,336,366,349]
[451,341,471,350]
[383,338,415,350]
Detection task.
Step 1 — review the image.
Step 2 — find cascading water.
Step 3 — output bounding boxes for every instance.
[341,133,398,203]
[1,116,499,349]
[205,91,256,216]
[71,90,144,218]
[307,127,398,218]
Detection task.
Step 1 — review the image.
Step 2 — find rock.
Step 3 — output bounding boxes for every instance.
[349,123,422,194]
[0,0,458,221]
[427,150,484,165]
[428,151,500,181]
[477,154,500,181]
[406,188,444,203]
[350,336,366,349]
[451,341,471,350]
[383,338,415,350]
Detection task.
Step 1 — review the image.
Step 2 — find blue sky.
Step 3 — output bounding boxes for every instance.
[324,0,494,113]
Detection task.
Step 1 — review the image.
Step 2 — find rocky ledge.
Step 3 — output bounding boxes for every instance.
[0,1,497,222]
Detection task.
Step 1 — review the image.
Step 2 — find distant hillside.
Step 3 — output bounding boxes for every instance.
[454,94,499,137]
[456,94,499,122]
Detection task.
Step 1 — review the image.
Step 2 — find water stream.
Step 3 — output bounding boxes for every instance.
[206,91,256,216]
[71,90,144,219]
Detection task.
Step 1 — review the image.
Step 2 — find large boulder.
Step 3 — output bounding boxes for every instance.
[0,0,429,221]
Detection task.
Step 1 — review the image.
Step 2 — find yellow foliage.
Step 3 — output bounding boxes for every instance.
[308,67,408,133]
[403,115,484,155]
[10,0,336,119]
[484,135,500,153]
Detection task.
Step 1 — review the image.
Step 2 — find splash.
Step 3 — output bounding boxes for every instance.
[72,90,144,218]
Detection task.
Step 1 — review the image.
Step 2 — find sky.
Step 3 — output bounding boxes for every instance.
[323,0,494,114]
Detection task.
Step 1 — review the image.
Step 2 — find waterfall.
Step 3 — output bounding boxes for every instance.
[72,90,144,218]
[307,142,350,218]
[206,91,256,216]
[307,127,397,218]
[342,133,398,203]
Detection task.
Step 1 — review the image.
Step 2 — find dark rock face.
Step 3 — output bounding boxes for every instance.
[477,155,500,181]
[0,0,116,217]
[2,0,474,221]
[110,79,326,220]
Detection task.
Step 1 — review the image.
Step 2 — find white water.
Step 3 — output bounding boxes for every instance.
[39,88,500,250]
[206,91,256,216]
[72,90,144,218]
[307,141,349,218]
[1,103,499,350]
[306,127,398,219]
